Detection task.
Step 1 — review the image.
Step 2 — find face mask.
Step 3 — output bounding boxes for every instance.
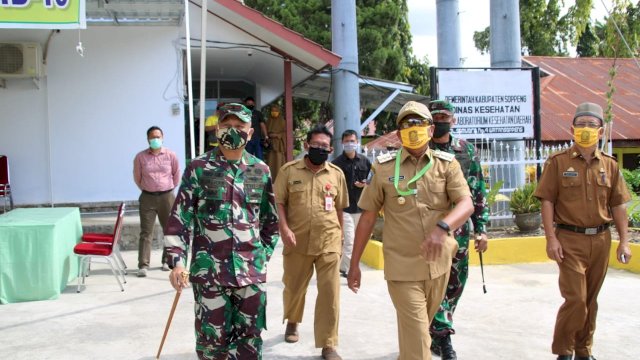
[433,122,451,138]
[271,111,280,118]
[400,126,430,150]
[573,127,599,148]
[343,143,358,153]
[217,127,249,150]
[246,105,255,111]
[149,138,162,150]
[307,146,330,165]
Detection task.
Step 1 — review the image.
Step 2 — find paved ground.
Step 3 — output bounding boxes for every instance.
[1,244,639,360]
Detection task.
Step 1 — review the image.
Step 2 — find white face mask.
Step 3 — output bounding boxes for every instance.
[343,143,359,153]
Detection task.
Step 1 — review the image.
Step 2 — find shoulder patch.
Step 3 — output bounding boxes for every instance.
[433,149,455,162]
[601,152,617,161]
[376,151,396,164]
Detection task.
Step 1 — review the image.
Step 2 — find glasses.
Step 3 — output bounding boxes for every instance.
[574,122,601,129]
[398,118,431,130]
[309,143,331,151]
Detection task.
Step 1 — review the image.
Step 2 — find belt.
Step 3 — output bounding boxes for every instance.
[556,223,611,235]
[142,189,173,196]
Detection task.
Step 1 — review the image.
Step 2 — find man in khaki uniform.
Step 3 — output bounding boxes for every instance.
[534,102,632,360]
[274,124,348,360]
[347,101,474,360]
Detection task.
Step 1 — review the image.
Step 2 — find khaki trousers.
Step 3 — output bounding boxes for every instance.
[282,251,340,348]
[552,228,611,357]
[138,191,175,269]
[387,274,449,360]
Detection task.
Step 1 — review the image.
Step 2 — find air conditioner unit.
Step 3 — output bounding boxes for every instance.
[0,42,43,79]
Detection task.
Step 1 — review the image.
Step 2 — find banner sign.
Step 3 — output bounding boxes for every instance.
[0,0,86,29]
[437,70,534,140]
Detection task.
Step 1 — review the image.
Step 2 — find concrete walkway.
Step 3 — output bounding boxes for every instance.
[1,243,639,359]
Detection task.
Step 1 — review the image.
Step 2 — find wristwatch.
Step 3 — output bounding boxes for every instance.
[436,220,451,235]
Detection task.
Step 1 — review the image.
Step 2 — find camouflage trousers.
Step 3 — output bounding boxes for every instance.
[192,282,267,360]
[430,234,469,338]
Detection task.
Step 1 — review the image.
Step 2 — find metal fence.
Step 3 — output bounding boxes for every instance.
[362,140,573,228]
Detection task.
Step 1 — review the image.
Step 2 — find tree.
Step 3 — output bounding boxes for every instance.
[244,0,429,134]
[594,0,640,58]
[577,23,599,56]
[473,0,593,56]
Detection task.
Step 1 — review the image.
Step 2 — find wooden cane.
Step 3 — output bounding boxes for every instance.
[156,271,189,359]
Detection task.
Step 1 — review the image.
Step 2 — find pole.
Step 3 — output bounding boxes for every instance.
[198,0,208,155]
[331,0,361,151]
[184,0,195,159]
[436,0,461,67]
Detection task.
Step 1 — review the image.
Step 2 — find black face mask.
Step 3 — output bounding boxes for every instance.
[307,147,330,165]
[246,104,255,111]
[433,122,451,138]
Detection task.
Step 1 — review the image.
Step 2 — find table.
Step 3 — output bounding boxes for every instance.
[0,207,82,304]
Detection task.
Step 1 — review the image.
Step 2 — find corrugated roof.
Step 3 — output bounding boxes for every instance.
[524,56,640,142]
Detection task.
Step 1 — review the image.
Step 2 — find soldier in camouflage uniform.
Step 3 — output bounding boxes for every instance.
[427,100,489,360]
[164,103,279,360]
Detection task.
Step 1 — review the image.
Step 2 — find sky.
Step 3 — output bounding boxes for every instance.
[407,0,611,67]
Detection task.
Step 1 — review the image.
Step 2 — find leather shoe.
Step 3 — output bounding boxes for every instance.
[575,356,596,360]
[321,347,342,360]
[284,322,298,343]
[556,356,572,360]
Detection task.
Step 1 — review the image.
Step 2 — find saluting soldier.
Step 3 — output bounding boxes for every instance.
[427,100,489,360]
[274,124,348,360]
[534,102,632,360]
[163,103,280,360]
[348,101,474,360]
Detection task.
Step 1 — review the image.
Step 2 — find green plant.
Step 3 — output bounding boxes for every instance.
[509,182,541,214]
[622,168,640,194]
[627,193,640,227]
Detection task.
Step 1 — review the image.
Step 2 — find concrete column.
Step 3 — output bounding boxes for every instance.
[436,0,462,67]
[331,0,361,150]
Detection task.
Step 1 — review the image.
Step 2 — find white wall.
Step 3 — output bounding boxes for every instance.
[0,27,186,205]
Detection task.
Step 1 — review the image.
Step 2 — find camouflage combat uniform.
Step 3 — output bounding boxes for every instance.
[429,137,489,337]
[164,148,279,360]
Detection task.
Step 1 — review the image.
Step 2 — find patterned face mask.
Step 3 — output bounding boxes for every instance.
[216,127,249,150]
[573,127,599,148]
[399,125,430,149]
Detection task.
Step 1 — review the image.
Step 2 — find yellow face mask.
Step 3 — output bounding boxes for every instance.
[400,126,431,149]
[573,127,599,147]
[271,111,280,118]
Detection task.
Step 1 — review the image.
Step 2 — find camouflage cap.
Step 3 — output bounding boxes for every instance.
[396,101,433,125]
[574,102,603,124]
[219,103,252,123]
[428,99,455,115]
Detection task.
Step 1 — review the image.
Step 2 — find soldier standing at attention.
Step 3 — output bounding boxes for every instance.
[534,102,632,360]
[348,101,474,360]
[274,124,348,360]
[427,100,489,360]
[164,103,280,360]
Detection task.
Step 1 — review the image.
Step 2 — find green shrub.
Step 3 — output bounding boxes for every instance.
[509,182,541,214]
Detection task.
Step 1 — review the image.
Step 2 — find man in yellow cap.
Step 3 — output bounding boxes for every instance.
[348,101,474,360]
[534,102,632,360]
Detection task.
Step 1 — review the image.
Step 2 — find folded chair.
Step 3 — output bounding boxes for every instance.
[74,203,127,292]
[0,155,13,213]
[80,202,128,273]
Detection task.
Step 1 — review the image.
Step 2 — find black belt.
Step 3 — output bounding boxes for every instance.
[557,223,611,235]
[142,189,172,196]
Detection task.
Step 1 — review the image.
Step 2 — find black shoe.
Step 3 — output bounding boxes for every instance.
[339,270,347,278]
[430,337,441,356]
[574,356,596,360]
[556,356,572,360]
[439,334,457,360]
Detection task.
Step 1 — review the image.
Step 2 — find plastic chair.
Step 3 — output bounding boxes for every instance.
[74,203,127,292]
[0,155,13,212]
[81,202,128,273]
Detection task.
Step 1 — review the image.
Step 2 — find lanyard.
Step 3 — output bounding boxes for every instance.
[394,148,433,196]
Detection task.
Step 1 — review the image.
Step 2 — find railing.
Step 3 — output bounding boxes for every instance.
[362,139,573,228]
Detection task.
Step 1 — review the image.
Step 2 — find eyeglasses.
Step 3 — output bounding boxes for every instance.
[398,118,431,130]
[574,122,601,129]
[309,143,331,151]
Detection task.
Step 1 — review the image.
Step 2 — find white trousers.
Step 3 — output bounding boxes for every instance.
[341,212,361,273]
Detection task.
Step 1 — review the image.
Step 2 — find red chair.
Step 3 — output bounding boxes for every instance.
[81,202,128,273]
[74,203,127,292]
[0,155,13,212]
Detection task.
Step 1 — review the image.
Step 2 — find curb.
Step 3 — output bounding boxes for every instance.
[362,237,640,273]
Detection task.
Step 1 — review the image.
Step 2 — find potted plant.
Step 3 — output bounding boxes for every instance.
[509,182,542,232]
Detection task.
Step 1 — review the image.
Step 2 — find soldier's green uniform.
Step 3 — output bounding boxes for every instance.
[429,134,489,338]
[164,148,279,360]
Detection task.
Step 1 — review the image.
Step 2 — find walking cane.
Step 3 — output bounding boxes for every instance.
[156,271,189,359]
[479,251,487,294]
